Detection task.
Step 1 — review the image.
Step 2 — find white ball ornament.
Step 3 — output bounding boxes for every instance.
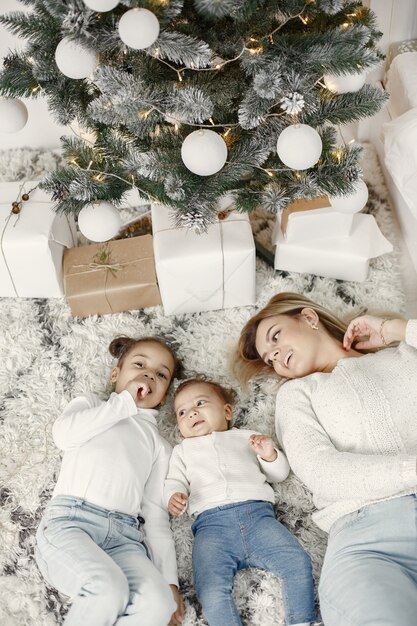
[329,179,369,214]
[323,71,366,94]
[83,0,119,11]
[276,124,322,170]
[181,129,228,176]
[78,201,122,242]
[118,9,160,50]
[55,37,98,79]
[0,97,28,133]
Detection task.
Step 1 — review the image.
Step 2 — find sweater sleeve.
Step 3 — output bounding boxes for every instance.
[276,381,417,504]
[163,445,189,507]
[53,391,138,450]
[257,449,290,483]
[141,438,179,587]
[405,319,417,347]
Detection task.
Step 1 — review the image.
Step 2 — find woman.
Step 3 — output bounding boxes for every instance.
[235,292,417,626]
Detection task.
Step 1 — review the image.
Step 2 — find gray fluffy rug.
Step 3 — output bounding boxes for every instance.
[0,145,405,626]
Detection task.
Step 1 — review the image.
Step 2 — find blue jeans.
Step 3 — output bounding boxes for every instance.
[34,496,176,626]
[191,500,316,626]
[319,495,417,626]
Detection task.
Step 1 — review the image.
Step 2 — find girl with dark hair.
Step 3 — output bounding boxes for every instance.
[34,335,184,626]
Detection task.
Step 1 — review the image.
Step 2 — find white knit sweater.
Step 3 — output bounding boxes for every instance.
[164,428,290,516]
[52,390,178,586]
[275,319,417,533]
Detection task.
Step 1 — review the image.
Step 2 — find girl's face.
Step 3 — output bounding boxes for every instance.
[254,310,323,379]
[111,341,175,409]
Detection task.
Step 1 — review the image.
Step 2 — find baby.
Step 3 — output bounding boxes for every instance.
[164,377,316,626]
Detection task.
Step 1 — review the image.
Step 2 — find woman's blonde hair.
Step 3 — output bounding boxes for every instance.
[234,292,356,386]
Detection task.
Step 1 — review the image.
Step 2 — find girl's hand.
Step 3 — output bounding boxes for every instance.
[169,585,185,625]
[249,434,277,462]
[125,380,143,406]
[168,492,188,516]
[343,315,407,351]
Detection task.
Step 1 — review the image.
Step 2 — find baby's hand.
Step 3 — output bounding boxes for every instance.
[168,492,188,516]
[249,434,277,462]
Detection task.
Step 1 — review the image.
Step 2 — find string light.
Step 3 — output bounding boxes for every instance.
[248,46,263,55]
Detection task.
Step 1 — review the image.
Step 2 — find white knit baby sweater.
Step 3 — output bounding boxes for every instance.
[275,319,417,533]
[164,428,290,516]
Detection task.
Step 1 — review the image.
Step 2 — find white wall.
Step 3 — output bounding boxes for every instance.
[0,0,67,149]
[363,0,417,81]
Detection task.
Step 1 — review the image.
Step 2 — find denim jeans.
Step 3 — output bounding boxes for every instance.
[319,494,417,626]
[34,496,176,626]
[191,500,316,626]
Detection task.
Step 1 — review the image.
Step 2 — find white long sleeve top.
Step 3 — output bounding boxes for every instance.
[275,319,417,533]
[164,428,290,516]
[52,390,178,586]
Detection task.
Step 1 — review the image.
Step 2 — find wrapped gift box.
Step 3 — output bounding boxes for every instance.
[274,213,393,282]
[0,181,76,297]
[151,204,256,315]
[63,235,161,317]
[272,196,354,244]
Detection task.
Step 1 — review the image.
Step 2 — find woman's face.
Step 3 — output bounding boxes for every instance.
[254,311,322,379]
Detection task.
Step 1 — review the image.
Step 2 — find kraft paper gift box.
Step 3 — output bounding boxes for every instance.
[274,213,393,282]
[272,196,354,244]
[151,204,256,315]
[63,235,161,317]
[0,181,76,297]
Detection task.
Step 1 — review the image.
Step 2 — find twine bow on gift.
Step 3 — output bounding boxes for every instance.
[73,245,122,278]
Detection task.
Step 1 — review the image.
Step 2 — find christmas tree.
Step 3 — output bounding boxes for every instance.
[0,0,386,232]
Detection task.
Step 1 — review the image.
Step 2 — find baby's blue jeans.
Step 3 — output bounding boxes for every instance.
[319,494,417,626]
[34,496,176,626]
[191,500,316,626]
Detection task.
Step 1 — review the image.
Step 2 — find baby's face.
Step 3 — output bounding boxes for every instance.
[174,382,232,438]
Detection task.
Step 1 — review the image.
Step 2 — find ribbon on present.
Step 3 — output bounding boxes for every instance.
[1,212,20,296]
[73,244,123,277]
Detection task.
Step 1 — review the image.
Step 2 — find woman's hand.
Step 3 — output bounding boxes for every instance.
[168,492,188,516]
[249,434,277,462]
[169,585,185,625]
[343,315,407,350]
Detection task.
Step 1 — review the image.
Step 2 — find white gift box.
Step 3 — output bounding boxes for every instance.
[274,213,393,282]
[151,204,256,315]
[0,181,76,297]
[273,208,354,244]
[272,197,353,244]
